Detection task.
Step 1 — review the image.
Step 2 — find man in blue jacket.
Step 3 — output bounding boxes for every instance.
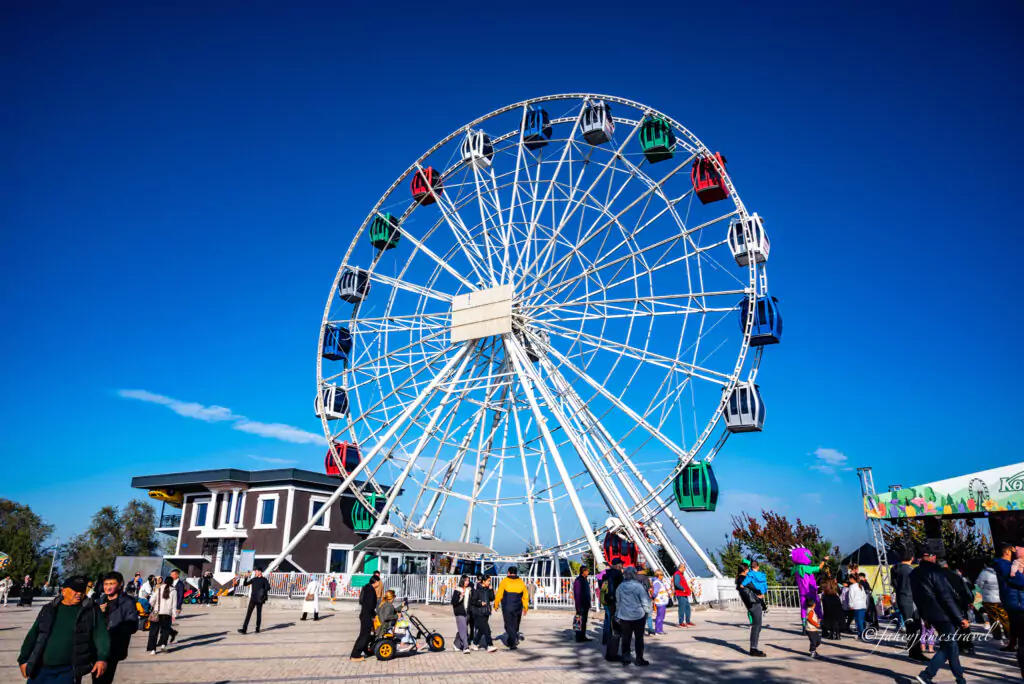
[993,541,1024,679]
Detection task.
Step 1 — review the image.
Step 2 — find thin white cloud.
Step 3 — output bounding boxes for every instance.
[247,454,299,465]
[810,447,853,481]
[118,389,322,445]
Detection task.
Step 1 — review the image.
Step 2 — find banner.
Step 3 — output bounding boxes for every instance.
[238,550,255,574]
[864,462,1024,519]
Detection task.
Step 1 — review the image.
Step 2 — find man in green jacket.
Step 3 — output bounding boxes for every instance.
[18,575,110,684]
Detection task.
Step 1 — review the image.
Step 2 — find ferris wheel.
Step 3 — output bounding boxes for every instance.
[272,94,781,574]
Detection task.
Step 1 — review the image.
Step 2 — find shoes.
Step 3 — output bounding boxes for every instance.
[685,622,696,627]
[349,656,365,662]
[463,648,471,654]
[636,659,650,666]
[808,651,817,658]
[914,676,932,684]
[255,628,261,633]
[749,649,766,657]
[169,631,178,644]
[300,615,306,621]
[158,645,167,653]
[470,645,479,651]
[237,629,247,634]
[148,650,157,656]
[486,646,497,653]
[509,645,518,650]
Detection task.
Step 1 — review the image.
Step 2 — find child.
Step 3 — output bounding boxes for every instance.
[921,621,937,654]
[805,597,822,657]
[820,579,845,640]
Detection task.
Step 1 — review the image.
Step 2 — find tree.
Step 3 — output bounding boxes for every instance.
[883,519,993,578]
[710,536,745,578]
[60,499,160,579]
[728,510,840,585]
[0,500,55,585]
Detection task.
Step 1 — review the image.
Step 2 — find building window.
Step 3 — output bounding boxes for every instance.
[328,548,349,573]
[233,493,245,525]
[309,496,330,530]
[190,500,210,529]
[254,494,279,529]
[220,540,237,573]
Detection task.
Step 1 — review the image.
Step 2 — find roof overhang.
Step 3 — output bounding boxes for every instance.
[131,468,379,494]
[351,535,496,556]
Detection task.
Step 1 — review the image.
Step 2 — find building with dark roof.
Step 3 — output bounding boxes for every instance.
[132,467,386,583]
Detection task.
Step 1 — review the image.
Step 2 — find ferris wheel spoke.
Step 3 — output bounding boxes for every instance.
[366,270,453,304]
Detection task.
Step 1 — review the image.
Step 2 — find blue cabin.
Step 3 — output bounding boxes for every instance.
[322,324,353,360]
[523,107,552,151]
[739,295,783,346]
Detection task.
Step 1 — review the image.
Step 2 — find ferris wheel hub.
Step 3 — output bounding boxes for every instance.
[450,284,514,343]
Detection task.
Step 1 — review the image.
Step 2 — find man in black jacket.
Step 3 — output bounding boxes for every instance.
[910,540,968,684]
[18,575,110,684]
[350,576,380,661]
[891,546,926,661]
[237,569,270,635]
[95,572,138,684]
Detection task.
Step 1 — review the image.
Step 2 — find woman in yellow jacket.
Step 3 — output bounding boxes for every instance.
[494,568,529,650]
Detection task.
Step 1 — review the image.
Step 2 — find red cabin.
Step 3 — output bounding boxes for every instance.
[602,530,638,568]
[691,152,730,205]
[410,167,444,205]
[325,441,361,477]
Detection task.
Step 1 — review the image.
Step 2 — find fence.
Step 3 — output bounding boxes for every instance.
[764,586,801,609]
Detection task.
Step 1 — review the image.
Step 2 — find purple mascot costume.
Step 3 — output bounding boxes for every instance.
[791,546,823,620]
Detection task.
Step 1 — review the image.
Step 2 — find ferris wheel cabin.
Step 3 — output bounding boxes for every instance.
[410,167,444,205]
[674,462,719,512]
[581,101,615,145]
[369,213,401,251]
[522,107,553,150]
[461,130,494,170]
[351,492,379,533]
[740,295,783,346]
[723,382,765,433]
[315,384,350,420]
[639,116,677,163]
[602,529,638,567]
[691,153,730,204]
[325,441,361,477]
[728,214,770,266]
[338,267,370,304]
[322,323,353,361]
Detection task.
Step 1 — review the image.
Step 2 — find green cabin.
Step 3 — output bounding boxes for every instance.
[674,461,719,512]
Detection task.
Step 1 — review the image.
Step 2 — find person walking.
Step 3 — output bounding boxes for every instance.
[19,575,34,607]
[198,573,211,606]
[18,576,110,684]
[572,567,592,642]
[168,570,185,618]
[673,563,694,627]
[615,566,651,667]
[994,542,1024,678]
[637,568,655,636]
[977,560,1009,646]
[892,547,926,660]
[300,578,320,621]
[910,539,968,684]
[944,563,974,655]
[470,576,496,652]
[1,575,12,606]
[805,596,823,658]
[652,570,670,635]
[145,576,176,655]
[844,575,868,639]
[493,567,529,650]
[452,575,473,653]
[741,560,768,657]
[350,575,381,661]
[96,571,138,683]
[236,569,270,635]
[328,576,337,605]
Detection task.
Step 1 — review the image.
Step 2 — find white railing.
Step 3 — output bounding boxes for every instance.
[764,586,801,609]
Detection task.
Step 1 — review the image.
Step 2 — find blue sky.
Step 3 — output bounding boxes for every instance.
[2,1,1021,560]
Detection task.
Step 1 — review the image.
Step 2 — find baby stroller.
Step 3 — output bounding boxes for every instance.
[372,602,446,661]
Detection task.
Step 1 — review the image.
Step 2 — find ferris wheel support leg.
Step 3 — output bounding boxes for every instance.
[267,344,470,574]
[505,336,607,570]
[537,358,664,573]
[349,347,475,572]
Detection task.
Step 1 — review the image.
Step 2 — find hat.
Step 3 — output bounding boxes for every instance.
[922,539,944,558]
[63,576,88,592]
[741,558,752,567]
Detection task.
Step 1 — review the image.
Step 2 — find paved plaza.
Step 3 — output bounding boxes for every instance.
[2,602,1019,683]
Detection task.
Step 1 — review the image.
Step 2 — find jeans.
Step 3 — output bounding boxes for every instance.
[749,603,763,650]
[602,607,612,645]
[921,621,966,684]
[654,604,667,633]
[676,596,691,624]
[852,608,866,639]
[620,617,646,663]
[808,631,822,653]
[29,666,77,684]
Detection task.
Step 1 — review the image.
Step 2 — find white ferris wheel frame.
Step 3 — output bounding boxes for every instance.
[268,94,770,576]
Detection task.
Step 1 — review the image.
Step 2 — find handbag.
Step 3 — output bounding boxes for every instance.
[305,592,315,601]
[572,613,583,632]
